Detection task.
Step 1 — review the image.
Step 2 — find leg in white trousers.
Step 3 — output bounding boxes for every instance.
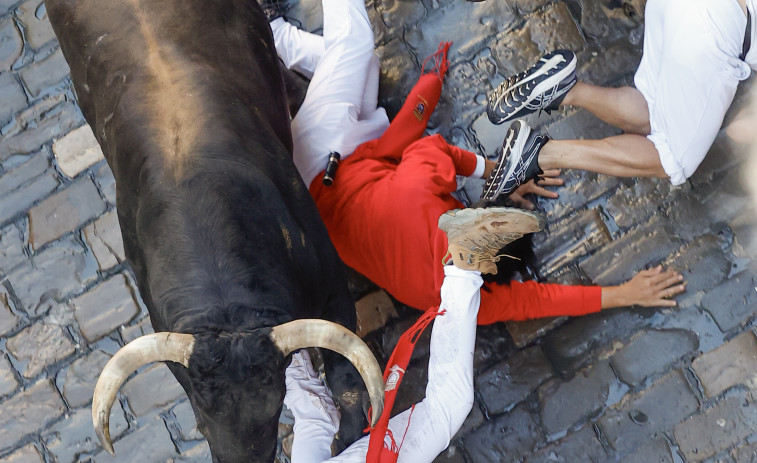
[284,266,482,463]
[269,0,389,187]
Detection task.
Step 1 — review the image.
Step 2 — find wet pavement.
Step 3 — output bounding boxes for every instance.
[1,0,757,461]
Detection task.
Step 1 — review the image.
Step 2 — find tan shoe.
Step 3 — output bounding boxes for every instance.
[438,207,546,274]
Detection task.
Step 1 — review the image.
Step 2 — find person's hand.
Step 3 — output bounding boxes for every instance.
[603,266,686,309]
[508,169,564,210]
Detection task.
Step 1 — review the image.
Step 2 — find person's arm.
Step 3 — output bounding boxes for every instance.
[284,350,340,463]
[476,266,685,324]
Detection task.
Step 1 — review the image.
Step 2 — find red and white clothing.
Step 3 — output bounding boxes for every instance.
[285,266,482,463]
[636,0,757,185]
[270,0,601,328]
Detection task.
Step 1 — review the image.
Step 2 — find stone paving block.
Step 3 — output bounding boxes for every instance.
[170,442,212,462]
[94,414,179,462]
[533,208,611,276]
[471,113,505,156]
[378,0,425,35]
[375,38,418,120]
[539,360,626,437]
[93,160,117,205]
[663,235,734,298]
[0,172,59,226]
[580,216,683,286]
[690,133,749,189]
[433,443,467,463]
[575,0,644,42]
[576,40,643,86]
[120,316,155,344]
[407,0,516,67]
[19,48,70,97]
[464,404,544,462]
[0,444,43,463]
[597,370,699,453]
[0,73,26,124]
[355,290,397,338]
[539,171,620,223]
[0,291,19,336]
[0,153,49,198]
[477,345,553,415]
[6,322,75,378]
[0,16,22,71]
[664,187,751,242]
[52,123,105,178]
[28,177,106,248]
[172,400,203,441]
[541,309,654,378]
[455,403,485,439]
[674,389,757,462]
[122,363,187,417]
[472,323,515,373]
[733,440,757,463]
[7,236,98,314]
[0,98,81,161]
[691,330,757,399]
[606,179,673,230]
[617,437,675,463]
[16,0,56,50]
[72,273,140,343]
[62,349,111,408]
[0,355,19,398]
[83,210,125,270]
[545,107,623,142]
[43,403,128,463]
[0,380,66,453]
[523,425,608,463]
[646,306,725,354]
[700,272,757,333]
[506,316,566,349]
[611,329,698,387]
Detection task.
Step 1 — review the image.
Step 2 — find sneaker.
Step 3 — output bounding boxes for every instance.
[481,120,547,202]
[438,207,546,274]
[486,50,577,125]
[259,0,289,22]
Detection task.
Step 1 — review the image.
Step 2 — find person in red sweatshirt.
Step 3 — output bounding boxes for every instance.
[268,1,686,325]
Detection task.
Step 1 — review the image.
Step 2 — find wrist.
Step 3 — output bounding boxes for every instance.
[601,284,631,309]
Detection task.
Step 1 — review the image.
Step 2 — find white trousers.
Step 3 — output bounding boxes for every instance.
[283,266,482,463]
[270,0,390,187]
[635,0,754,185]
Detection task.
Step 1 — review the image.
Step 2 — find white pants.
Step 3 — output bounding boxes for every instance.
[270,0,390,187]
[635,0,754,185]
[284,266,482,463]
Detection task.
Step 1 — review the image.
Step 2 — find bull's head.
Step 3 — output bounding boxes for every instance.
[93,320,383,461]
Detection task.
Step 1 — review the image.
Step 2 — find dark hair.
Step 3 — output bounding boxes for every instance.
[482,234,537,285]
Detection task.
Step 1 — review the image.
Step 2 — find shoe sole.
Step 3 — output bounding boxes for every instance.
[438,206,546,240]
[488,51,577,124]
[482,121,532,201]
[481,121,521,200]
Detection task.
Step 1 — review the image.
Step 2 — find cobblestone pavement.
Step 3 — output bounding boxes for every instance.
[2,0,757,461]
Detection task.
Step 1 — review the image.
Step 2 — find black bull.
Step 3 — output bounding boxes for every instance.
[45,0,382,461]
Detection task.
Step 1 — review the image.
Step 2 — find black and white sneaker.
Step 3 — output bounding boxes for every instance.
[486,50,577,125]
[481,120,548,201]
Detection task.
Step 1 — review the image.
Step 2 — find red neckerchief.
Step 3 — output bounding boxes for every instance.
[365,306,445,462]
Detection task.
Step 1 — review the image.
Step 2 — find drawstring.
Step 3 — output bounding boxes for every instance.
[422,41,452,81]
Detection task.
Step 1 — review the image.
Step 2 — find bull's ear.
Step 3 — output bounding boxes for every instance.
[93,332,195,455]
[270,319,384,427]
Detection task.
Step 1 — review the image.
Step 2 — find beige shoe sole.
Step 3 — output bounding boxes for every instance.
[438,207,546,242]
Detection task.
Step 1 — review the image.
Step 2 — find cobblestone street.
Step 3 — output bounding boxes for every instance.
[2,0,757,461]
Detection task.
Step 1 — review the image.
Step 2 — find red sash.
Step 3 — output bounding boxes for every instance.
[365,306,444,462]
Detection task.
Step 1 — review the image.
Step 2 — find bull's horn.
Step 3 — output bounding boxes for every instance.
[271,319,384,427]
[92,332,195,455]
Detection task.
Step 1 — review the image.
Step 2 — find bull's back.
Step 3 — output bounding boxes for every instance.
[45,0,353,329]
